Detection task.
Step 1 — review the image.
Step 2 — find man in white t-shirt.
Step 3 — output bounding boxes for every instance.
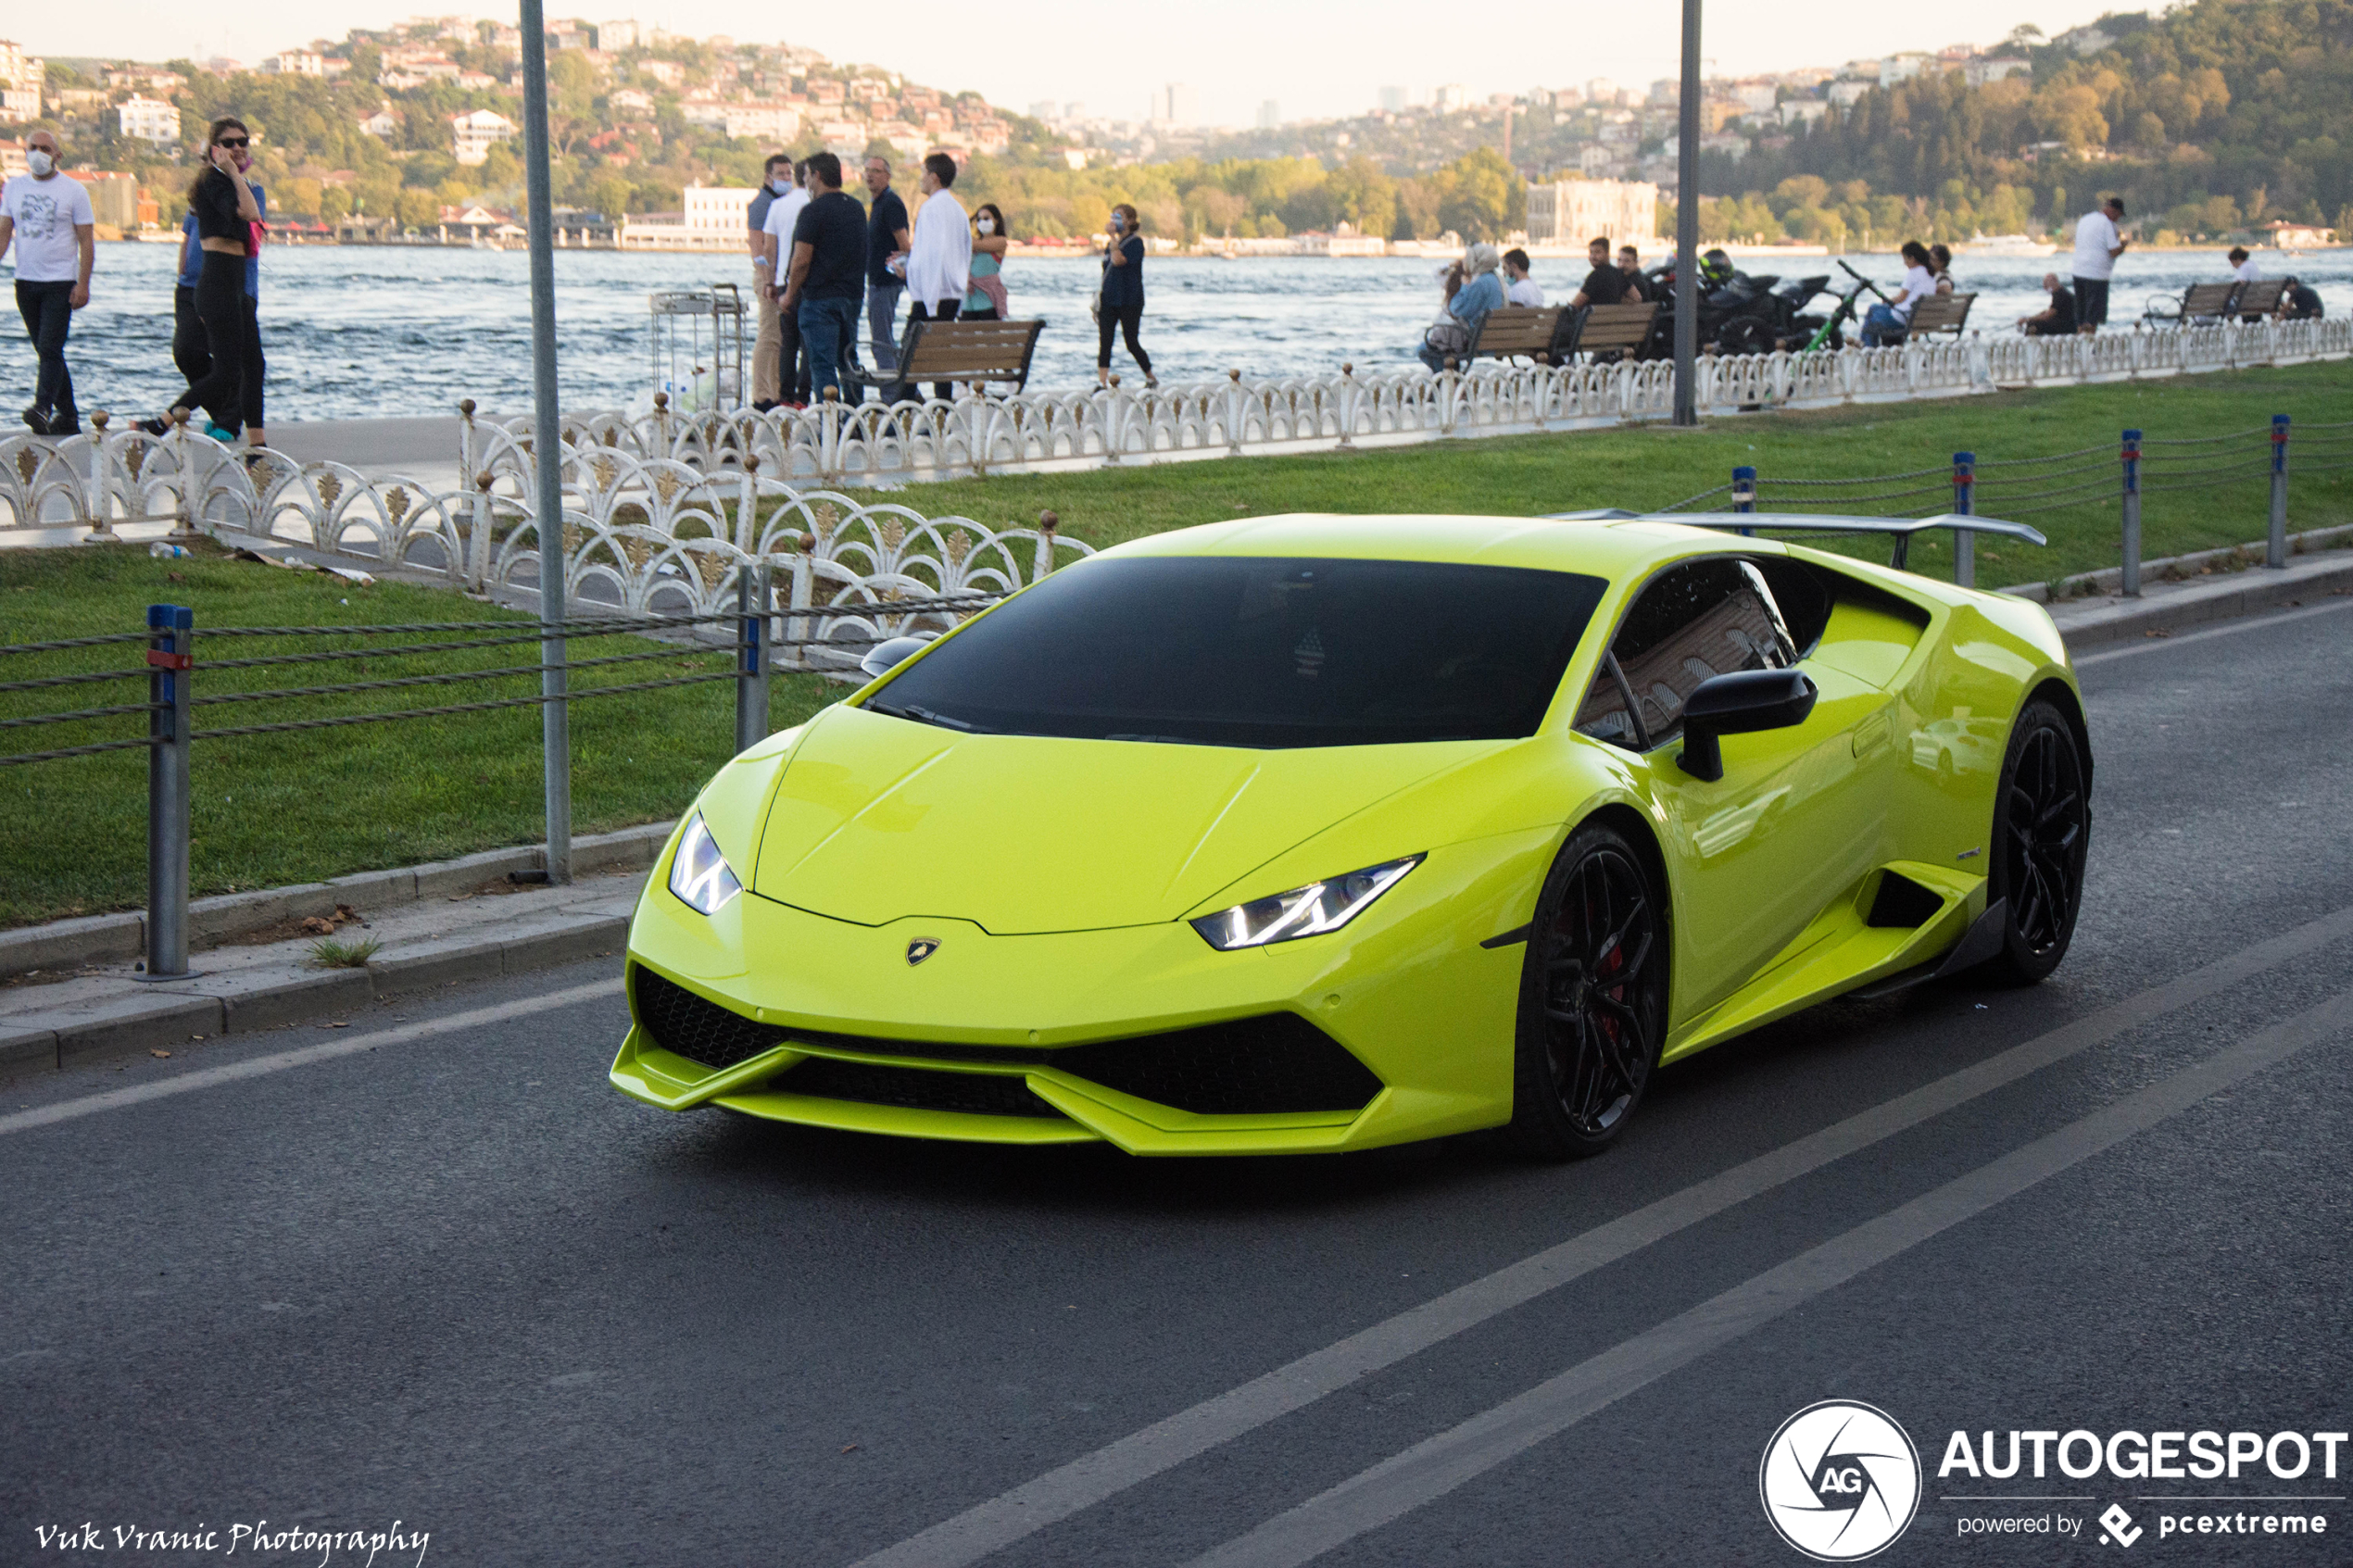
[1502,248,1543,307]
[2069,196,2129,332]
[2227,245,2261,284]
[760,163,812,406]
[0,130,98,435]
[899,151,972,404]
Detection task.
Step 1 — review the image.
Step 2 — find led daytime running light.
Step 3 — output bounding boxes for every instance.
[668,813,743,915]
[1191,856,1422,950]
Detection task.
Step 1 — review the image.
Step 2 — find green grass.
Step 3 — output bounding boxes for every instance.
[906,360,2353,592]
[0,541,838,928]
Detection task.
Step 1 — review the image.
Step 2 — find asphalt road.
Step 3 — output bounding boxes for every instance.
[5,598,2350,1568]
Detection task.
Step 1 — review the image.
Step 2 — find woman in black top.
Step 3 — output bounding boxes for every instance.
[148,118,263,445]
[1096,204,1155,389]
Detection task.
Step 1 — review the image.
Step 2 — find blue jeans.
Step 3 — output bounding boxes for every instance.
[865,281,902,383]
[798,295,860,405]
[1860,303,1906,347]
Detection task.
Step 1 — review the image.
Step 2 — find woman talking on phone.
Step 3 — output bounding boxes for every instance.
[1095,203,1155,389]
[145,118,265,448]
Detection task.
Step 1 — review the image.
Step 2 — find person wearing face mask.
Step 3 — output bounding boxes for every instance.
[962,204,1011,321]
[1096,204,1154,389]
[0,129,98,436]
[748,153,793,409]
[143,118,265,445]
[760,160,813,408]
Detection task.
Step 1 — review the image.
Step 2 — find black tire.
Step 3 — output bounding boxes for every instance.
[1507,822,1670,1160]
[1718,318,1771,357]
[1984,698,2091,985]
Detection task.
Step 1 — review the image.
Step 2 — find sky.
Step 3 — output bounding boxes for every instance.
[24,1,2132,127]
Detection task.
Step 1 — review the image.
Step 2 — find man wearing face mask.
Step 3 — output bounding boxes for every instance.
[0,130,98,436]
[748,153,793,409]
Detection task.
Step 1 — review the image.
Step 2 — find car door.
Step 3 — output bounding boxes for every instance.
[1574,557,1894,1018]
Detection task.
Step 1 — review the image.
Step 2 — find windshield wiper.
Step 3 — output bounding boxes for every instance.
[867,699,989,734]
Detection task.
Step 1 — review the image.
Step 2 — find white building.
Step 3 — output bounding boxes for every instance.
[1152,82,1194,125]
[1647,79,1680,107]
[1728,80,1778,115]
[1779,100,1831,128]
[681,183,757,239]
[1524,177,1657,245]
[1879,52,1934,87]
[118,96,182,145]
[1256,99,1280,130]
[595,19,640,50]
[0,38,42,119]
[357,107,400,137]
[610,87,654,115]
[266,51,326,76]
[1585,77,1623,107]
[681,101,802,143]
[1966,56,2032,86]
[450,108,516,166]
[1377,85,1408,113]
[1828,80,1873,107]
[1432,82,1470,113]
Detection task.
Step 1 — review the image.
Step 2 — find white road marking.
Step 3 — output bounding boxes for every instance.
[849,904,2353,1568]
[2075,594,2353,665]
[0,977,625,1137]
[1185,985,2353,1568]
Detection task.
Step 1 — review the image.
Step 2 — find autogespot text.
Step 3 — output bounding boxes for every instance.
[1938,1428,2347,1481]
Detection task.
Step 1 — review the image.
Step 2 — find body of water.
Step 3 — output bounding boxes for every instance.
[4,243,2347,426]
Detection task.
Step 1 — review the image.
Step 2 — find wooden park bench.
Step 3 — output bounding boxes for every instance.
[1562,299,1661,362]
[1896,291,1976,341]
[846,317,1048,396]
[2144,281,2241,326]
[2233,278,2286,320]
[1467,306,1570,364]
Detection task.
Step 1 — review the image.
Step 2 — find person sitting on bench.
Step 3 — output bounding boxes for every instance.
[1567,236,1626,310]
[1503,248,1543,307]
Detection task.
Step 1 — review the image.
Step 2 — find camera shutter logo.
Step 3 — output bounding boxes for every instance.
[1759,1400,1922,1561]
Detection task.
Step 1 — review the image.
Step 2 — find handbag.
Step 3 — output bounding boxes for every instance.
[1422,318,1473,357]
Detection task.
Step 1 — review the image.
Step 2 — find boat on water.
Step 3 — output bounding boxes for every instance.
[1957,233,2057,257]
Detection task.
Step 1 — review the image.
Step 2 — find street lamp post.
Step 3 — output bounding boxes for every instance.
[1674,0,1703,426]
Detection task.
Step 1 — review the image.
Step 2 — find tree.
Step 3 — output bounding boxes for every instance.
[396,188,439,228]
[1436,147,1519,241]
[319,186,351,226]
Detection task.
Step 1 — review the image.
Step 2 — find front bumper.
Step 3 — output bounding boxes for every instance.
[610,834,1547,1155]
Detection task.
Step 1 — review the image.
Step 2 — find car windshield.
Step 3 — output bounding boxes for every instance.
[865,556,1607,747]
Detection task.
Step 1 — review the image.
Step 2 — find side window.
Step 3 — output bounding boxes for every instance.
[1574,558,1794,750]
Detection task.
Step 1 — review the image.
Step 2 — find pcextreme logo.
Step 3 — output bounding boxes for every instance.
[1760,1400,1924,1562]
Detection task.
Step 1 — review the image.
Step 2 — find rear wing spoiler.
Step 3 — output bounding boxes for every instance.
[1542,509,2046,572]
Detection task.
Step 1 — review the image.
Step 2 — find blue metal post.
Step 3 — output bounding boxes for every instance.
[2120,429,2142,598]
[145,604,193,979]
[2269,414,2289,569]
[735,565,770,754]
[1732,464,1756,536]
[1952,450,1976,589]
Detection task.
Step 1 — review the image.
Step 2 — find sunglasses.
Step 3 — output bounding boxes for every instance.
[218,137,249,149]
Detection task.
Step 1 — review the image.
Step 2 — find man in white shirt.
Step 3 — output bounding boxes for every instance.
[2069,196,2129,332]
[0,130,98,435]
[2227,245,2260,283]
[1860,241,1938,345]
[760,163,812,406]
[747,153,792,409]
[900,152,972,403]
[1502,248,1543,307]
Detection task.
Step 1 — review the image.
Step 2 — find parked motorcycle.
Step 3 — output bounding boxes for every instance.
[1638,250,1842,357]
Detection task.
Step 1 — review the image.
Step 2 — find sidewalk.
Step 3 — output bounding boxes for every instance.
[2,826,664,1081]
[2019,526,2353,646]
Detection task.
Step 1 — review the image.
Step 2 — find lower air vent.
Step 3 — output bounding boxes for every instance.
[632,967,783,1071]
[1053,1015,1382,1116]
[1867,870,1946,929]
[779,1058,1064,1119]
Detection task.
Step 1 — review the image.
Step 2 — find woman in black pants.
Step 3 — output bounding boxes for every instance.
[1096,204,1156,388]
[144,118,262,445]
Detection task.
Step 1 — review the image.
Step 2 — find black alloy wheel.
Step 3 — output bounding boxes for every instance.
[1986,698,2091,984]
[1508,822,1670,1160]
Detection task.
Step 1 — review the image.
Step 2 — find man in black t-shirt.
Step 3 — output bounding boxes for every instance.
[2018,272,2078,336]
[1567,236,1626,310]
[863,157,911,392]
[1617,245,1648,302]
[2281,277,2323,320]
[781,153,869,404]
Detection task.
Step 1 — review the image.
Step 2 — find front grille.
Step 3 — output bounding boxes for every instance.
[777,1057,1063,1119]
[1053,1015,1382,1116]
[632,968,783,1071]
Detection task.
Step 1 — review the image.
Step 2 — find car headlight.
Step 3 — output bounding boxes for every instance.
[1190,856,1422,950]
[668,813,742,915]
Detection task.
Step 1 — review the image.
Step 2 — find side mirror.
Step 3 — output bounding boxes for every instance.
[1675,669,1817,782]
[858,634,934,679]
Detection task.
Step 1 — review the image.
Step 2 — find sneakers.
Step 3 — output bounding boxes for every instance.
[134,415,172,437]
[204,422,240,445]
[20,405,52,435]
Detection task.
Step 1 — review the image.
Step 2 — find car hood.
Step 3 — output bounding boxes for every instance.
[749,705,1495,933]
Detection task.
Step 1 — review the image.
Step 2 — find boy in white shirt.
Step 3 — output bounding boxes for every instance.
[2070,196,2129,331]
[1502,248,1543,307]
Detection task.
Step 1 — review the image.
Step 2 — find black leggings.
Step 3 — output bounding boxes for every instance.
[175,252,257,433]
[1097,298,1150,376]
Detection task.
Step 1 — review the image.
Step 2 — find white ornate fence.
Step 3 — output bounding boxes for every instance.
[476,317,2353,487]
[0,416,1090,672]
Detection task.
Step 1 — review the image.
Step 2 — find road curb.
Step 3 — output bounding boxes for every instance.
[2038,550,2353,649]
[2,821,674,982]
[1,906,635,1082]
